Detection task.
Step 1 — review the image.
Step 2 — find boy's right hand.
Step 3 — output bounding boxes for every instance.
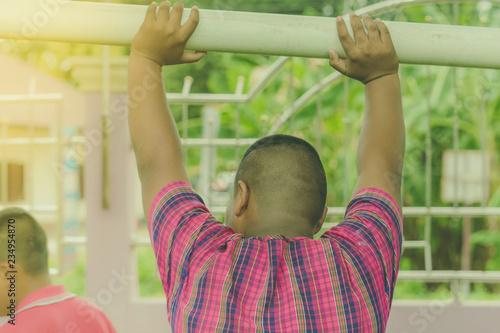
[329,13,399,85]
[131,1,206,66]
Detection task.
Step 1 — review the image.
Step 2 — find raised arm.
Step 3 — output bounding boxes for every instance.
[329,13,404,209]
[128,1,206,217]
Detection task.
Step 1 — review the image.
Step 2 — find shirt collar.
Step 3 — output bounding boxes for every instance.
[16,285,76,315]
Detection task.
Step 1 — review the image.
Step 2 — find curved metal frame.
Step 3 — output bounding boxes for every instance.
[268,0,500,134]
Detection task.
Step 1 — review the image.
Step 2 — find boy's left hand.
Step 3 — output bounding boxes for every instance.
[131,1,207,66]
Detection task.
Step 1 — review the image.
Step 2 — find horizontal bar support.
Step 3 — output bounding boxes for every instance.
[167,93,248,105]
[0,137,86,145]
[210,206,500,217]
[7,204,498,217]
[180,138,258,147]
[1,1,500,68]
[403,240,428,248]
[0,137,258,147]
[398,270,500,282]
[0,93,64,104]
[0,205,59,212]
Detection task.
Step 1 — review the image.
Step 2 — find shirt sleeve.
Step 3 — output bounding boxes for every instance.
[148,181,234,306]
[321,187,403,305]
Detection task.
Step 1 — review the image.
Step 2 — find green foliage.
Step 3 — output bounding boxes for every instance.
[51,251,87,297]
[137,247,166,298]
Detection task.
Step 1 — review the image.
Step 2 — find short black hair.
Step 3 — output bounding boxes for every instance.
[0,207,49,276]
[234,134,327,226]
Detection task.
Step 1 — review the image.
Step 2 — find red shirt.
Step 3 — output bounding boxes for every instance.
[150,182,403,332]
[0,285,116,333]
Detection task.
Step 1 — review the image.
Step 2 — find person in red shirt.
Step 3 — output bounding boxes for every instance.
[129,2,404,331]
[0,207,116,332]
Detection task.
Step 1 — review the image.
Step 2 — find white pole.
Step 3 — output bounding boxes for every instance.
[1,1,500,69]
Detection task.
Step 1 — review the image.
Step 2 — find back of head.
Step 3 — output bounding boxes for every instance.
[234,134,327,226]
[0,207,49,277]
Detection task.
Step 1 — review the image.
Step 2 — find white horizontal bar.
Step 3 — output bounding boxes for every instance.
[209,206,500,218]
[132,237,153,247]
[398,270,500,282]
[0,94,64,104]
[0,136,260,146]
[0,137,259,147]
[180,138,258,147]
[403,206,500,217]
[168,57,290,104]
[1,1,500,68]
[60,236,87,246]
[0,205,59,212]
[403,240,428,248]
[0,137,86,145]
[167,93,248,105]
[168,57,289,104]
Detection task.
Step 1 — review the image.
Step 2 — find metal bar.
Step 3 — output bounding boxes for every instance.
[2,1,500,69]
[403,240,429,248]
[480,80,488,207]
[315,70,322,154]
[0,137,257,146]
[452,31,460,209]
[287,59,295,133]
[0,94,64,103]
[166,58,289,105]
[181,76,193,167]
[343,77,350,206]
[352,0,500,18]
[0,137,86,145]
[424,66,433,271]
[397,270,500,282]
[3,204,469,218]
[234,76,246,163]
[396,207,500,216]
[60,236,87,246]
[28,79,36,210]
[56,100,64,277]
[166,93,248,105]
[207,206,500,216]
[180,138,258,147]
[451,3,460,211]
[478,14,488,210]
[0,204,59,212]
[102,45,111,210]
[1,122,8,204]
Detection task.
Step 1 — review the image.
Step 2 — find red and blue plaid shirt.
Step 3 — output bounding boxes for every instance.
[149,181,402,332]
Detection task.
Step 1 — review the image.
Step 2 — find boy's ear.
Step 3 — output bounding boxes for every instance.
[234,181,250,217]
[0,260,8,277]
[314,206,328,234]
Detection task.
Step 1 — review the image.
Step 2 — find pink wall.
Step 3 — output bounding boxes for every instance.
[0,51,85,128]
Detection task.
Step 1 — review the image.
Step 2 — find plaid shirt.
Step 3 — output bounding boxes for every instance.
[149,181,402,332]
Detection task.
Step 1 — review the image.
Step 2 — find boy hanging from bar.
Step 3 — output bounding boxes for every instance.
[128,2,404,332]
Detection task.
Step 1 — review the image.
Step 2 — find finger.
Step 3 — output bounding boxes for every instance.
[328,49,348,76]
[181,51,207,63]
[181,6,200,40]
[349,12,368,45]
[362,14,380,40]
[375,18,392,45]
[169,2,184,28]
[157,1,171,24]
[336,16,355,53]
[145,2,158,23]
